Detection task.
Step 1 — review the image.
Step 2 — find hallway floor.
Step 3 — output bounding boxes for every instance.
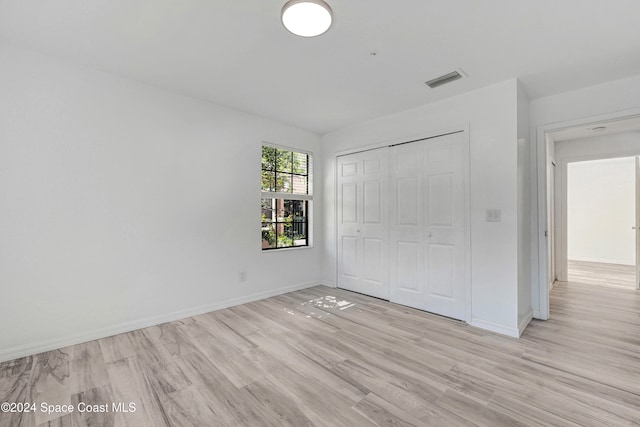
[567,260,637,289]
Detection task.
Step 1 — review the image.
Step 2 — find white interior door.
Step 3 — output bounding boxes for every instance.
[337,148,389,299]
[389,132,468,320]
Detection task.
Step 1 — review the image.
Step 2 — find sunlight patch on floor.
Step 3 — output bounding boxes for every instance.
[303,295,356,311]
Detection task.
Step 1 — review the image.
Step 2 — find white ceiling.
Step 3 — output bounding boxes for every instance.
[1,0,640,134]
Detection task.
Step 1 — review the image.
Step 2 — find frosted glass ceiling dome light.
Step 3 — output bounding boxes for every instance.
[281,0,333,37]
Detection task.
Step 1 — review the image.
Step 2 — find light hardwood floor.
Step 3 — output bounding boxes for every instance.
[568,259,637,289]
[2,283,640,426]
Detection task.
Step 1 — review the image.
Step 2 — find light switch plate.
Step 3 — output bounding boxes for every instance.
[486,209,501,222]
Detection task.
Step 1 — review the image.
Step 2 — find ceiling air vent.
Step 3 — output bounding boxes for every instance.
[425,70,464,89]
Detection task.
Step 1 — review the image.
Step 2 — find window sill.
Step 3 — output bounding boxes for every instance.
[262,245,314,253]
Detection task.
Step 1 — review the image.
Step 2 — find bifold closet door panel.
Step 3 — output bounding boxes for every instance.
[423,133,467,320]
[390,132,467,320]
[337,148,390,300]
[389,141,425,307]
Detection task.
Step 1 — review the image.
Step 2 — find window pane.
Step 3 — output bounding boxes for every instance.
[276,149,293,173]
[292,222,307,246]
[262,147,310,195]
[261,171,275,192]
[260,198,308,249]
[292,174,308,195]
[283,199,294,221]
[275,172,292,193]
[271,198,283,219]
[261,198,275,222]
[261,222,276,249]
[277,223,294,248]
[288,200,308,246]
[284,200,306,219]
[262,146,276,171]
[292,152,308,175]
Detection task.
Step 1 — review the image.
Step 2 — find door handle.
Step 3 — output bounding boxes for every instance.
[633,227,638,230]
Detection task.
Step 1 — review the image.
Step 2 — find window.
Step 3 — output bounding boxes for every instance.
[261,145,312,250]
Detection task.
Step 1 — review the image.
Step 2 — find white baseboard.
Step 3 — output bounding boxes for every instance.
[0,281,319,363]
[518,309,534,337]
[569,256,634,266]
[320,280,336,288]
[470,318,519,338]
[533,309,541,319]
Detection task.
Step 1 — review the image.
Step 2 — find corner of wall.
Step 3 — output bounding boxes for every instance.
[518,308,534,337]
[470,318,520,338]
[517,79,533,330]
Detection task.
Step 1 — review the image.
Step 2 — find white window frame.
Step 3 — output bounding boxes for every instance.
[261,142,313,251]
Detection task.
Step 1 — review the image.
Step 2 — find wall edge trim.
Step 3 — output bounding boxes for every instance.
[470,317,519,338]
[518,308,534,337]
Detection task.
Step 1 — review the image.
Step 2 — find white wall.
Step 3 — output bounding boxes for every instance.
[530,73,640,318]
[567,157,636,265]
[323,79,521,336]
[517,81,532,333]
[555,131,640,160]
[0,43,323,362]
[531,74,640,128]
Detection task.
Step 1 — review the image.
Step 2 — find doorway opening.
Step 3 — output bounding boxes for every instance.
[539,114,640,319]
[566,157,638,289]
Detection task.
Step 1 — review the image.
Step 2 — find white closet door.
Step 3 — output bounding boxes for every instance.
[390,132,468,320]
[337,148,389,299]
[389,141,424,306]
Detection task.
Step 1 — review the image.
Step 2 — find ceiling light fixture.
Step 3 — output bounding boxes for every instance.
[281,0,333,38]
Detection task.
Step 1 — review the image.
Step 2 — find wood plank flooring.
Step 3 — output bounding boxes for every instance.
[1,283,640,426]
[568,259,637,289]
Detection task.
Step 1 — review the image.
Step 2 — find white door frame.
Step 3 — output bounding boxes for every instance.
[636,156,640,290]
[335,125,472,323]
[535,108,640,320]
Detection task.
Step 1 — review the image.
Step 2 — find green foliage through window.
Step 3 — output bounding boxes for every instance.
[261,146,309,194]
